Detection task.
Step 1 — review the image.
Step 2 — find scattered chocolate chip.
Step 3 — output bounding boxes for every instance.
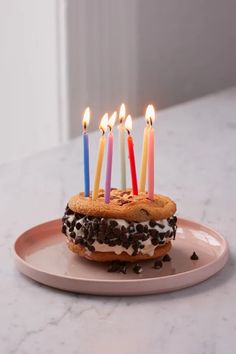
[70,232,76,238]
[107,261,121,272]
[162,254,171,262]
[153,260,163,269]
[133,264,143,274]
[190,252,199,260]
[69,226,74,233]
[119,262,128,274]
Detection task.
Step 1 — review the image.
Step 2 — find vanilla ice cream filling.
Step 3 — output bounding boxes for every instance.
[62,210,177,257]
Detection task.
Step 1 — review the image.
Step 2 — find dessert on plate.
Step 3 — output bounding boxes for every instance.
[62,188,177,262]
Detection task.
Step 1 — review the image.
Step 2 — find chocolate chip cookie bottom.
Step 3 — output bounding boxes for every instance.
[62,205,177,260]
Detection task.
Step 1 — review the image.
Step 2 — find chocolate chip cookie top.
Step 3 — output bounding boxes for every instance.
[68,188,176,222]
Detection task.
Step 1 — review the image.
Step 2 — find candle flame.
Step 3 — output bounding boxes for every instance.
[99,113,108,134]
[145,104,155,125]
[82,107,90,130]
[125,114,132,133]
[119,103,126,123]
[108,111,117,130]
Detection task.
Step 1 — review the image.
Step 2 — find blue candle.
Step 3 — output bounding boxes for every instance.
[82,108,90,197]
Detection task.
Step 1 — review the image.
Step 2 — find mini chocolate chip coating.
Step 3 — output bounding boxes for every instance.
[62,206,177,256]
[190,251,199,260]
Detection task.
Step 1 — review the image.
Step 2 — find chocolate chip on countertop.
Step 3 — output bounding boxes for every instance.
[153,260,163,269]
[190,251,199,260]
[162,254,171,262]
[107,261,127,273]
[107,261,121,272]
[119,262,128,274]
[133,264,143,274]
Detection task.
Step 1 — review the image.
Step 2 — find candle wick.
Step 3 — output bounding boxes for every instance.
[127,129,130,135]
[83,122,87,131]
[108,125,112,131]
[149,118,153,126]
[119,118,123,124]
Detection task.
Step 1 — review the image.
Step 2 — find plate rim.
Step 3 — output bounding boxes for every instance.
[12,217,229,284]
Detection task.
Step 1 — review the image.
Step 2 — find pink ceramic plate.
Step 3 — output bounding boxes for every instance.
[13,218,229,295]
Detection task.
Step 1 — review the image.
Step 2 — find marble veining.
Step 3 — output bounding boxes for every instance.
[1,88,236,354]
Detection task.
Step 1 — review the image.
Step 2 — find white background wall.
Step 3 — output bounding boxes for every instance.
[137,0,236,111]
[0,0,67,164]
[67,0,236,135]
[1,0,236,164]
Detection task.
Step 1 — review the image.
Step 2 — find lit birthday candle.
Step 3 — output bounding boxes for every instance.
[118,103,126,189]
[139,105,151,192]
[82,107,90,197]
[105,112,117,203]
[147,104,155,200]
[125,115,138,195]
[92,113,108,200]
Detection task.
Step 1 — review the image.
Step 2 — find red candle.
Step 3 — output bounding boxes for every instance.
[125,115,138,195]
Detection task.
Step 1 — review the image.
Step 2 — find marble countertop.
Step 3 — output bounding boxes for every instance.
[1,88,236,354]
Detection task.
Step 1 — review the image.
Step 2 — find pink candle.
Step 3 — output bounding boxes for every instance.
[147,105,155,199]
[105,112,117,203]
[148,126,154,199]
